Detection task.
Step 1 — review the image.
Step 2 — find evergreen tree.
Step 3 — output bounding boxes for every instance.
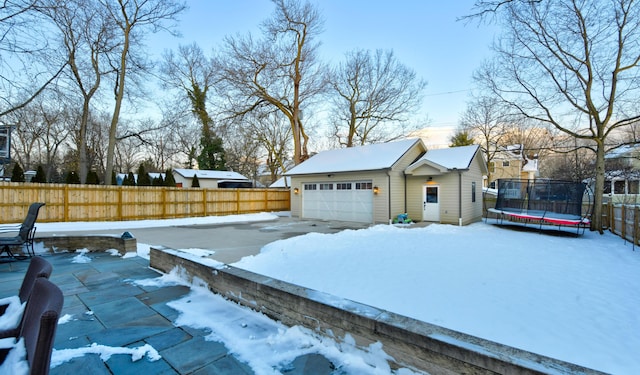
[111,171,118,185]
[136,164,151,186]
[197,135,226,170]
[152,174,164,186]
[127,171,136,186]
[32,165,47,183]
[164,169,176,187]
[191,174,200,188]
[86,171,100,185]
[449,130,475,147]
[10,164,25,182]
[65,171,80,184]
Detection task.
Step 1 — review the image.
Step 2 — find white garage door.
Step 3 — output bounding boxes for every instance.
[302,181,373,223]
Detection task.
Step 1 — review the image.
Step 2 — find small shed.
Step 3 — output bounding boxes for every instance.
[172,169,252,188]
[285,139,486,225]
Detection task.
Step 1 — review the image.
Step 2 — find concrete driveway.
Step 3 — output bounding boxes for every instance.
[37,216,372,264]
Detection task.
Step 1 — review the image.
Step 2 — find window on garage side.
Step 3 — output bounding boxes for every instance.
[355,182,372,190]
[336,183,352,190]
[471,181,476,202]
[304,183,317,190]
[319,183,333,190]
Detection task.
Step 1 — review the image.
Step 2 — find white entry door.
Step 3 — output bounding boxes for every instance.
[423,185,440,222]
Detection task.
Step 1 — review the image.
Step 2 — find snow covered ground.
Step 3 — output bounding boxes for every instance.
[234,221,639,374]
[4,213,636,374]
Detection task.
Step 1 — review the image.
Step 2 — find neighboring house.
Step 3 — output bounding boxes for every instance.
[601,144,640,203]
[270,176,291,188]
[487,145,538,188]
[172,169,252,188]
[285,139,487,225]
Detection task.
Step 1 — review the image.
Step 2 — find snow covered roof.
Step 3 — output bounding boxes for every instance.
[522,158,538,172]
[605,144,639,159]
[270,176,291,188]
[285,138,423,176]
[173,168,250,181]
[407,144,480,172]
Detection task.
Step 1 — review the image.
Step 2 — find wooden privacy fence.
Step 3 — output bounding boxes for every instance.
[608,203,640,246]
[0,182,290,224]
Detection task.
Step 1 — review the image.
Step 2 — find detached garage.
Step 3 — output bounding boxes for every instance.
[285,139,486,225]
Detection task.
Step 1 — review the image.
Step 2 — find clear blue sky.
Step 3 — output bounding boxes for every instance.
[150,0,496,128]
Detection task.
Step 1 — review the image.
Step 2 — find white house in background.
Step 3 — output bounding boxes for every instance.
[270,176,291,188]
[172,168,252,188]
[285,138,487,225]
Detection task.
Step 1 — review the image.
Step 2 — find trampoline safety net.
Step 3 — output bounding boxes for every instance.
[494,179,591,220]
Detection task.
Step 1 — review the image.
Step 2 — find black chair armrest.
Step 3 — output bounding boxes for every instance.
[0,328,19,340]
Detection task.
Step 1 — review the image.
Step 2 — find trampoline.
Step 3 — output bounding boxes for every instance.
[486,179,593,234]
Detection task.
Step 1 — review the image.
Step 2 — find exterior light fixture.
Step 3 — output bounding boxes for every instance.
[373,186,379,195]
[293,187,300,194]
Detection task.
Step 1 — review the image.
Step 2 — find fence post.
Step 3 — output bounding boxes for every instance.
[621,205,626,241]
[609,202,614,233]
[202,189,207,216]
[117,187,123,221]
[237,189,241,214]
[162,188,167,219]
[634,206,639,247]
[64,185,69,222]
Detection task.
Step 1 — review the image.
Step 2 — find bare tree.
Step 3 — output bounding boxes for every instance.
[40,0,117,183]
[100,0,186,184]
[327,49,426,147]
[161,43,226,170]
[246,110,292,183]
[5,103,45,170]
[37,96,73,181]
[470,0,640,232]
[0,0,67,118]
[460,95,508,182]
[218,0,325,165]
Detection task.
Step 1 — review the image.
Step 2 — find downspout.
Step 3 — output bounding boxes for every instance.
[387,169,392,223]
[456,168,462,226]
[404,172,407,213]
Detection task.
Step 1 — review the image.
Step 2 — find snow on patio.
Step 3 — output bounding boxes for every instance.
[233,222,639,374]
[29,213,639,373]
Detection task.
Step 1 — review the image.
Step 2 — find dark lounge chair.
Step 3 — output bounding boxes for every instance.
[0,257,53,318]
[0,278,63,375]
[0,203,46,260]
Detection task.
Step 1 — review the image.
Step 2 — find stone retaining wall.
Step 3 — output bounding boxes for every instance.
[35,235,136,255]
[150,247,605,375]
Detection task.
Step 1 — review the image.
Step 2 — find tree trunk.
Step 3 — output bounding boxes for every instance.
[78,99,90,184]
[591,141,605,233]
[104,28,129,185]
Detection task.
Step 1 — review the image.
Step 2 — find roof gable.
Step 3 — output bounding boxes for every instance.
[406,145,481,174]
[285,138,424,175]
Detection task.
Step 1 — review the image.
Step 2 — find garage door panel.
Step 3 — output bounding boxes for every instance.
[302,181,373,223]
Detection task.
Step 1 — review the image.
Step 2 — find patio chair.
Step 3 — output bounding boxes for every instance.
[0,203,46,261]
[0,278,63,375]
[0,257,53,319]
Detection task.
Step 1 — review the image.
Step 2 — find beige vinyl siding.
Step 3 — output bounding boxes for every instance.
[405,178,423,221]
[436,173,460,224]
[387,145,426,221]
[462,155,485,224]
